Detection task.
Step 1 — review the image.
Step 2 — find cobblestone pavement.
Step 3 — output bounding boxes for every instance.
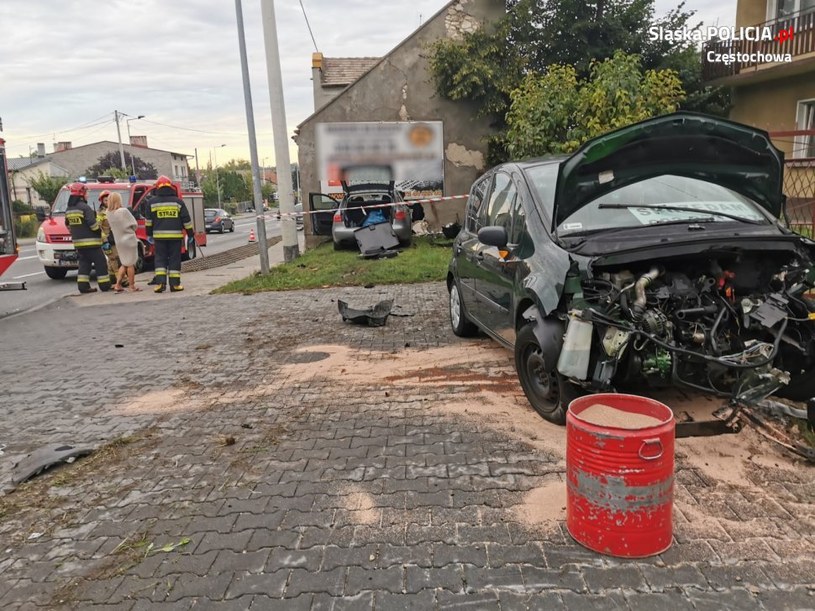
[0,283,813,610]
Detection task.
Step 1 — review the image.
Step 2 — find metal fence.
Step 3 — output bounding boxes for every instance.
[773,130,815,236]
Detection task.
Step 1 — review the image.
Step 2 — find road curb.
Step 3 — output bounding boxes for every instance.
[183,236,283,273]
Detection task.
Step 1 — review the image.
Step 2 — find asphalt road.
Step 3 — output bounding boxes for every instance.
[0,213,281,319]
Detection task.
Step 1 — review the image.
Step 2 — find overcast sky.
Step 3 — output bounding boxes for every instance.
[0,0,736,169]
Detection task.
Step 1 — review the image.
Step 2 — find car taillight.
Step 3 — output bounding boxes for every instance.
[214,216,221,223]
[333,213,342,222]
[394,210,407,221]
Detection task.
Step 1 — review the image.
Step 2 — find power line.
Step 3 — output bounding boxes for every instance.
[139,118,246,136]
[8,112,115,141]
[299,0,319,52]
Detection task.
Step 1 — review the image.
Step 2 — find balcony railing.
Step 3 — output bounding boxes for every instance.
[702,8,815,81]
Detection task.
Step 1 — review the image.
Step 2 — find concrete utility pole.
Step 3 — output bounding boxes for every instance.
[235,0,270,274]
[114,110,126,171]
[126,115,145,176]
[261,0,299,261]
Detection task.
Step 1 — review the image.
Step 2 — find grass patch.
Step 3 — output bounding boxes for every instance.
[215,236,452,294]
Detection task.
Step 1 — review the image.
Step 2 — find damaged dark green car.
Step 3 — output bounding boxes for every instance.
[448,112,815,424]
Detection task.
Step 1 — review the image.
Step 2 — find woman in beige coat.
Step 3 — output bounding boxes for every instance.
[107,193,141,292]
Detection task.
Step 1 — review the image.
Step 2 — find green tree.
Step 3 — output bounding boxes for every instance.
[221,159,252,172]
[200,170,252,206]
[85,151,158,179]
[505,52,685,159]
[430,0,726,163]
[261,182,276,202]
[27,171,69,206]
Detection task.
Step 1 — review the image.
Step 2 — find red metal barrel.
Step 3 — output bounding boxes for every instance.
[566,393,675,558]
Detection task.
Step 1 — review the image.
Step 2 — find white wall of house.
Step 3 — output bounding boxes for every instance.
[9,161,70,207]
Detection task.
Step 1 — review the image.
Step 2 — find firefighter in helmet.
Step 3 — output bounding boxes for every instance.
[64,182,111,293]
[97,190,123,286]
[145,176,193,292]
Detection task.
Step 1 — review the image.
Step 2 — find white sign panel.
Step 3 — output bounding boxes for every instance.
[316,121,444,199]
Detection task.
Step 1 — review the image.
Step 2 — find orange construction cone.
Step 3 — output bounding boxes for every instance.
[248,228,257,243]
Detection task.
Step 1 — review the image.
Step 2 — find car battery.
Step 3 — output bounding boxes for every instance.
[353,222,399,257]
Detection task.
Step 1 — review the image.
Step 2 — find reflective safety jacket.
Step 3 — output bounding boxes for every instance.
[65,200,103,249]
[145,195,193,240]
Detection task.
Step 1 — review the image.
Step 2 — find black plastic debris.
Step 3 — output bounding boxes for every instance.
[442,221,461,239]
[9,443,96,488]
[338,299,393,327]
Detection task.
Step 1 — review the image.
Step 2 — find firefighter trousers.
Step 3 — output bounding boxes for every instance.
[153,239,182,288]
[77,247,111,293]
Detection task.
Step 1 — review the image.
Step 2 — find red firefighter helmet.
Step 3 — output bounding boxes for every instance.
[99,190,111,204]
[154,175,179,196]
[69,183,88,198]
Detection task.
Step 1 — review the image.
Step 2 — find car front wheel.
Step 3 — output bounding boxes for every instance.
[44,266,68,280]
[449,281,478,337]
[515,323,577,425]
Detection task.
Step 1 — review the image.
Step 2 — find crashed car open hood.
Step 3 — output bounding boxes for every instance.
[553,112,785,230]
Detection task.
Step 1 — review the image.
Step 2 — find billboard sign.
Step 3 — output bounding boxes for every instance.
[316,121,444,199]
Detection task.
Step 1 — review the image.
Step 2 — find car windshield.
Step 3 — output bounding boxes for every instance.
[51,189,131,214]
[553,174,769,235]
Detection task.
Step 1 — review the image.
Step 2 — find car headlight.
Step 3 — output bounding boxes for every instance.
[37,227,46,243]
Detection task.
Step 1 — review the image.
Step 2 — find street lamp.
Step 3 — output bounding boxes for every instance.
[126,115,145,177]
[210,144,226,208]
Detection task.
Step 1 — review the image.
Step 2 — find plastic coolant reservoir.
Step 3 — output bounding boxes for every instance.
[557,314,593,379]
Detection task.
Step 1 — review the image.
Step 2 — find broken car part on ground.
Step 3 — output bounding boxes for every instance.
[448,112,815,450]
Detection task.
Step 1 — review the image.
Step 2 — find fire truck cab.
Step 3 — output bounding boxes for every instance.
[35,178,206,279]
[0,138,23,290]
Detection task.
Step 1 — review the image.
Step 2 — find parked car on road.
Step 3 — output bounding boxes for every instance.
[275,202,304,228]
[309,182,417,250]
[204,208,235,233]
[448,112,815,424]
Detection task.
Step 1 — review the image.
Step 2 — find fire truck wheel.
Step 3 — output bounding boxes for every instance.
[134,245,145,274]
[44,267,68,280]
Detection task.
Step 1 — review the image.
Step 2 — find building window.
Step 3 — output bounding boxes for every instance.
[796,100,815,159]
[772,0,815,20]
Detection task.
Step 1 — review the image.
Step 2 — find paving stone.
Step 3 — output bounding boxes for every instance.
[404,565,463,593]
[499,591,565,611]
[433,544,488,568]
[640,564,709,591]
[284,567,346,597]
[462,565,524,592]
[346,566,403,595]
[559,590,629,610]
[165,572,233,602]
[686,587,763,611]
[224,571,288,599]
[379,544,433,569]
[436,590,500,609]
[487,543,545,568]
[211,550,270,575]
[373,590,436,611]
[700,562,776,591]
[521,566,586,592]
[267,547,323,572]
[582,565,647,594]
[321,545,379,571]
[625,591,696,611]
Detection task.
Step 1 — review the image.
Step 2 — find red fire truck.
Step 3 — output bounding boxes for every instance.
[0,138,24,290]
[35,178,206,279]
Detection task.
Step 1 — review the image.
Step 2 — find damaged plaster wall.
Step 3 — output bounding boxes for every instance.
[297,0,505,246]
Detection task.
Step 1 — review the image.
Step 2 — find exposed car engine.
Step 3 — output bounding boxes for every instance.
[562,252,815,403]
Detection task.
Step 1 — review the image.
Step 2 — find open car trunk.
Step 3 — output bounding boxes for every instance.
[343,198,393,228]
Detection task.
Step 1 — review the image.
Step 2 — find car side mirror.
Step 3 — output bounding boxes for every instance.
[478,226,508,249]
[36,208,47,222]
